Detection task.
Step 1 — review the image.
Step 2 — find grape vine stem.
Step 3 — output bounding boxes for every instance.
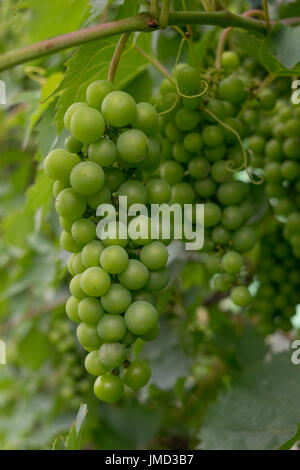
[2,11,298,72]
[108,33,130,83]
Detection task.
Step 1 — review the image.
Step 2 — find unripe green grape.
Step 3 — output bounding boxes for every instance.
[188,157,210,179]
[140,241,168,270]
[258,89,276,111]
[69,274,87,300]
[88,139,118,167]
[230,286,252,307]
[76,322,102,351]
[67,254,76,276]
[202,125,224,148]
[85,350,108,376]
[194,178,217,198]
[241,109,258,126]
[274,198,295,216]
[101,90,136,127]
[78,297,104,324]
[182,94,202,111]
[184,132,203,153]
[117,129,148,164]
[86,80,115,109]
[66,296,81,323]
[79,265,110,297]
[70,107,105,144]
[172,142,193,164]
[171,182,195,205]
[213,273,235,292]
[94,374,124,403]
[128,215,152,246]
[283,138,300,159]
[221,251,243,274]
[247,135,266,154]
[121,330,137,345]
[99,221,129,248]
[281,161,300,181]
[145,268,170,292]
[101,284,132,314]
[81,240,104,268]
[204,144,226,162]
[160,79,176,95]
[146,179,171,204]
[217,181,245,206]
[211,160,231,183]
[165,120,184,142]
[221,206,243,230]
[64,102,87,131]
[223,117,245,145]
[204,203,221,227]
[132,289,156,305]
[205,99,227,122]
[264,162,281,183]
[156,93,179,121]
[160,160,184,186]
[55,188,87,221]
[100,245,129,274]
[139,137,161,172]
[72,252,86,274]
[124,360,151,389]
[70,161,105,196]
[53,180,68,198]
[118,260,149,290]
[175,64,199,94]
[99,342,126,369]
[44,149,80,183]
[59,216,73,233]
[140,322,160,341]
[60,231,83,253]
[118,180,147,208]
[212,225,231,245]
[87,185,111,210]
[65,135,83,154]
[175,108,200,132]
[125,300,158,336]
[132,102,158,136]
[97,314,127,342]
[71,218,96,244]
[104,167,126,192]
[219,76,246,103]
[221,51,240,69]
[232,226,257,253]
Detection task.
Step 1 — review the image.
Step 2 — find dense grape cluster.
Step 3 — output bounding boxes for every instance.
[44,81,173,402]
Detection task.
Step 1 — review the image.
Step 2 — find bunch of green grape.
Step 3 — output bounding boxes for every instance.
[250,218,300,333]
[44,81,173,403]
[155,62,266,307]
[49,318,90,408]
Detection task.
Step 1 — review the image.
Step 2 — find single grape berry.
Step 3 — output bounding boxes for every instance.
[81,240,104,268]
[64,102,87,131]
[86,80,115,109]
[85,350,107,376]
[70,161,105,196]
[118,260,149,290]
[88,139,118,167]
[230,286,252,307]
[94,374,124,403]
[101,90,136,127]
[80,266,111,297]
[76,322,102,351]
[221,251,243,275]
[124,301,158,336]
[140,241,168,270]
[55,188,87,221]
[97,314,127,342]
[131,102,158,136]
[100,245,129,274]
[70,106,105,143]
[78,297,104,324]
[101,284,132,314]
[65,296,81,323]
[98,342,126,369]
[44,149,80,183]
[123,360,151,389]
[71,218,96,245]
[117,129,148,164]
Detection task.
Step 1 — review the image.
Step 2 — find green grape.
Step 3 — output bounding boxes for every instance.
[66,296,81,323]
[69,274,87,300]
[145,268,170,291]
[221,51,240,69]
[81,240,104,268]
[101,90,136,127]
[125,301,158,336]
[117,129,148,164]
[64,102,87,131]
[284,118,300,138]
[217,181,245,206]
[194,177,217,198]
[76,322,102,351]
[86,80,115,109]
[70,161,105,195]
[257,89,276,111]
[247,135,265,154]
[146,179,171,204]
[219,76,246,103]
[221,206,244,230]
[202,125,224,147]
[188,157,210,179]
[165,120,184,142]
[264,162,281,183]
[99,342,126,369]
[175,108,200,132]
[72,252,86,274]
[230,286,252,307]
[80,267,111,297]
[85,350,108,376]
[128,215,152,246]
[118,260,149,290]
[283,138,300,159]
[132,289,155,305]
[160,160,184,186]
[204,144,226,162]
[67,254,76,276]
[212,225,231,245]
[221,251,243,274]
[172,142,193,164]
[65,135,83,154]
[160,79,176,95]
[123,360,151,389]
[204,203,221,227]
[71,218,96,244]
[140,322,160,341]
[175,64,199,94]
[118,180,147,208]
[104,167,126,192]
[53,180,68,198]
[59,216,72,233]
[140,241,168,270]
[55,188,87,221]
[94,374,124,403]
[223,117,245,145]
[88,139,118,167]
[211,160,231,183]
[101,284,132,314]
[184,132,203,153]
[87,185,111,210]
[97,315,127,342]
[205,99,227,122]
[60,231,83,253]
[99,221,129,248]
[213,273,235,292]
[70,106,105,144]
[131,102,158,136]
[281,161,300,181]
[139,137,161,172]
[232,227,257,253]
[44,149,80,183]
[100,245,129,275]
[121,330,137,346]
[171,182,195,204]
[78,297,104,324]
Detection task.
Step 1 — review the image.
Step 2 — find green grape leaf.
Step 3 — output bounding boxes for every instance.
[199,352,300,450]
[234,28,300,76]
[65,403,88,450]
